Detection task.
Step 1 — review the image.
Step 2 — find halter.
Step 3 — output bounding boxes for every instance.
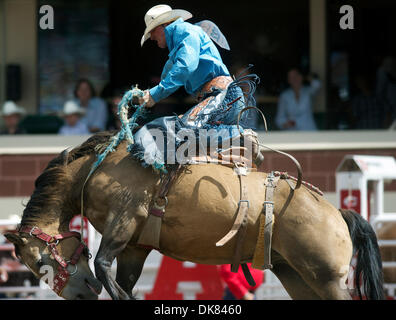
[17,225,91,296]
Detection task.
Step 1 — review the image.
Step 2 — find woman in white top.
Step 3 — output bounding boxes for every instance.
[275,68,321,131]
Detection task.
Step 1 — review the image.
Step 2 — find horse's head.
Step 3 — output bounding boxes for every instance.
[4,227,102,299]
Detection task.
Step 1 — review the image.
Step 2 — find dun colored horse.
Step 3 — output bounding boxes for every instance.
[4,132,384,300]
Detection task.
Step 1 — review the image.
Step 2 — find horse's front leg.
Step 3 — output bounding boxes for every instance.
[116,244,151,298]
[94,209,142,300]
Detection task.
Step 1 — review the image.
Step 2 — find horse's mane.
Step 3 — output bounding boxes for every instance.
[21,131,116,226]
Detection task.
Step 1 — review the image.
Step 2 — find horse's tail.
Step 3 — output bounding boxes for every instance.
[340,209,385,300]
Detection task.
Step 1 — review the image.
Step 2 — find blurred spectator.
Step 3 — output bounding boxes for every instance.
[0,266,8,284]
[58,101,90,136]
[106,88,126,131]
[351,74,388,129]
[218,264,264,300]
[0,101,26,134]
[74,78,108,133]
[0,266,8,299]
[376,56,396,127]
[275,68,320,131]
[0,232,10,298]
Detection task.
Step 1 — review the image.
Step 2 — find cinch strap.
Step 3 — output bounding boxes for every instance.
[252,172,279,270]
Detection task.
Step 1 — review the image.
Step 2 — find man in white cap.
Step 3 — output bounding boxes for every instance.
[0,101,26,135]
[58,100,90,136]
[131,4,260,172]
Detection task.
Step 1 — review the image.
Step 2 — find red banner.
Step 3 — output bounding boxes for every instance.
[69,215,89,247]
[340,189,361,214]
[145,256,224,300]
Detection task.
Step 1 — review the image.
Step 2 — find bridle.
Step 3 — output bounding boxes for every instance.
[16,225,91,296]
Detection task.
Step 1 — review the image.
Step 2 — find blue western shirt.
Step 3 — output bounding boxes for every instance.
[149,18,230,102]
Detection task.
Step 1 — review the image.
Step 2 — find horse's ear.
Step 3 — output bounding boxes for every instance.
[60,148,70,166]
[4,233,27,246]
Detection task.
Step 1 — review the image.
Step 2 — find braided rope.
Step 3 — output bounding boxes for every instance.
[273,171,324,196]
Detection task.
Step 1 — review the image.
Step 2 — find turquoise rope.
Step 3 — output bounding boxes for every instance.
[85,86,166,181]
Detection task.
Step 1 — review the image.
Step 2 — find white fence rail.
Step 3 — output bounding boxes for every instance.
[372,214,396,299]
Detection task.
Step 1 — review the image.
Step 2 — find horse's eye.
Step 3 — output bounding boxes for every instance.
[36,259,44,268]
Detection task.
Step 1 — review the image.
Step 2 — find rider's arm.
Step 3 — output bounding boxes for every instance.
[149,29,200,103]
[307,78,321,96]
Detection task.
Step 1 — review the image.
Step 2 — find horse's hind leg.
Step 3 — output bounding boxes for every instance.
[271,260,321,300]
[286,231,353,300]
[277,242,353,300]
[274,216,353,299]
[276,254,352,300]
[116,244,151,298]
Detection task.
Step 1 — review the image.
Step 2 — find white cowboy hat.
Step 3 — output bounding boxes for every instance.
[0,101,26,116]
[141,4,192,47]
[62,101,86,116]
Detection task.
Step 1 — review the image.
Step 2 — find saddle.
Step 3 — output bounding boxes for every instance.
[189,146,253,168]
[186,128,262,169]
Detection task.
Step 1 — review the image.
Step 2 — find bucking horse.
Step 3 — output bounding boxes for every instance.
[4,131,384,300]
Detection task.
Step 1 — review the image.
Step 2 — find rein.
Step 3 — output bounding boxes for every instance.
[17,225,91,295]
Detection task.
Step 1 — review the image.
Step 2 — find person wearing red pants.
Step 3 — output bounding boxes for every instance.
[218,263,264,300]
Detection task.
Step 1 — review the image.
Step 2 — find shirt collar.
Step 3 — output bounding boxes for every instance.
[165,18,184,51]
